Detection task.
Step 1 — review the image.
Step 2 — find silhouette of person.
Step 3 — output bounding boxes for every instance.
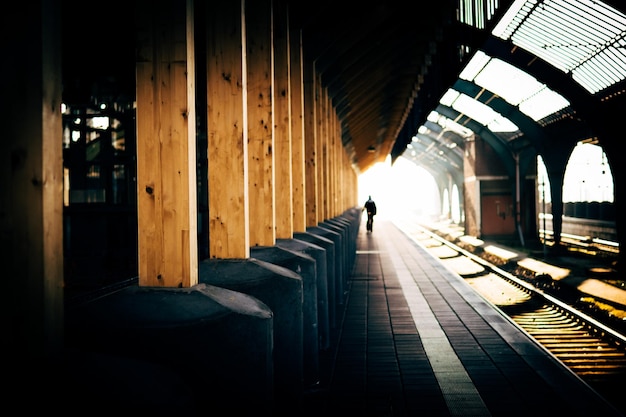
[363,195,377,232]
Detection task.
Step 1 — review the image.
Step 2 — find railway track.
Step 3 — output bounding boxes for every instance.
[394,219,626,414]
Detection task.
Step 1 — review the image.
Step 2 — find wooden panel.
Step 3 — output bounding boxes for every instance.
[273,1,294,240]
[329,100,334,217]
[343,140,357,208]
[206,0,250,259]
[41,3,65,355]
[185,0,198,280]
[136,0,197,287]
[3,3,64,355]
[290,27,307,233]
[135,42,163,284]
[246,0,275,247]
[304,56,318,227]
[315,77,324,222]
[317,84,328,221]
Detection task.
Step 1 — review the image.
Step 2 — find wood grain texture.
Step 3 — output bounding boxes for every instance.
[136,0,197,287]
[206,0,250,259]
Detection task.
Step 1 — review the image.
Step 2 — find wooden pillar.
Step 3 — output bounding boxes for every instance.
[206,0,250,259]
[2,0,64,359]
[327,112,334,217]
[340,144,347,210]
[274,0,294,240]
[324,89,331,218]
[337,117,344,214]
[315,77,324,221]
[338,117,343,213]
[290,27,307,233]
[317,83,329,221]
[329,111,342,218]
[339,140,347,210]
[136,0,198,287]
[303,57,318,227]
[247,0,275,247]
[327,93,333,216]
[344,139,358,208]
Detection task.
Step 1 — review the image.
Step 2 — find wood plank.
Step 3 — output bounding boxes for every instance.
[136,0,197,287]
[303,55,318,227]
[330,113,338,217]
[246,0,275,247]
[290,26,307,233]
[318,84,328,221]
[273,1,294,240]
[3,3,64,355]
[42,2,64,355]
[206,0,249,259]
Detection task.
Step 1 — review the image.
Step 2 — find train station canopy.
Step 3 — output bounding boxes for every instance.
[295,0,626,175]
[401,0,626,180]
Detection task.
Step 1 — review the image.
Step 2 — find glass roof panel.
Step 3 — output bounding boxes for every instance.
[472,57,543,105]
[427,111,474,138]
[439,89,460,107]
[459,50,490,80]
[519,87,570,120]
[447,90,520,132]
[458,51,570,121]
[492,0,626,94]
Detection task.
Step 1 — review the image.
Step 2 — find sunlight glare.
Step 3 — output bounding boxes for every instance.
[358,156,439,221]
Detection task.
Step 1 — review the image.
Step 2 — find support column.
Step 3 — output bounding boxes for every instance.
[330,112,339,217]
[464,135,480,236]
[290,27,307,233]
[136,0,198,287]
[273,0,294,240]
[202,2,306,407]
[206,0,250,259]
[317,78,329,222]
[304,57,318,227]
[2,1,64,359]
[247,0,276,248]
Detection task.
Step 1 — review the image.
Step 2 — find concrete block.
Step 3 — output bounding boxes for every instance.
[199,258,303,409]
[64,283,274,415]
[293,232,336,330]
[250,245,319,387]
[276,238,329,351]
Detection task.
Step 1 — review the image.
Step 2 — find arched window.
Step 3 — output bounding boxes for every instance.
[563,143,613,203]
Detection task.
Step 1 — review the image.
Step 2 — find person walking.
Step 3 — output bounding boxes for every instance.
[363,195,377,232]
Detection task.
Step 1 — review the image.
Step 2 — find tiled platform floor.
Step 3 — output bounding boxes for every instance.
[299,219,623,417]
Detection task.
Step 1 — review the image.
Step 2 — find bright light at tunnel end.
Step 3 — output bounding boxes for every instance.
[358,156,440,221]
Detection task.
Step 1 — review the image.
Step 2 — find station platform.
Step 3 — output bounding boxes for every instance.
[299,219,623,417]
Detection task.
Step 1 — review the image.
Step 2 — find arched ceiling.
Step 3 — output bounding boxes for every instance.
[61,0,626,178]
[290,0,471,173]
[289,0,626,176]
